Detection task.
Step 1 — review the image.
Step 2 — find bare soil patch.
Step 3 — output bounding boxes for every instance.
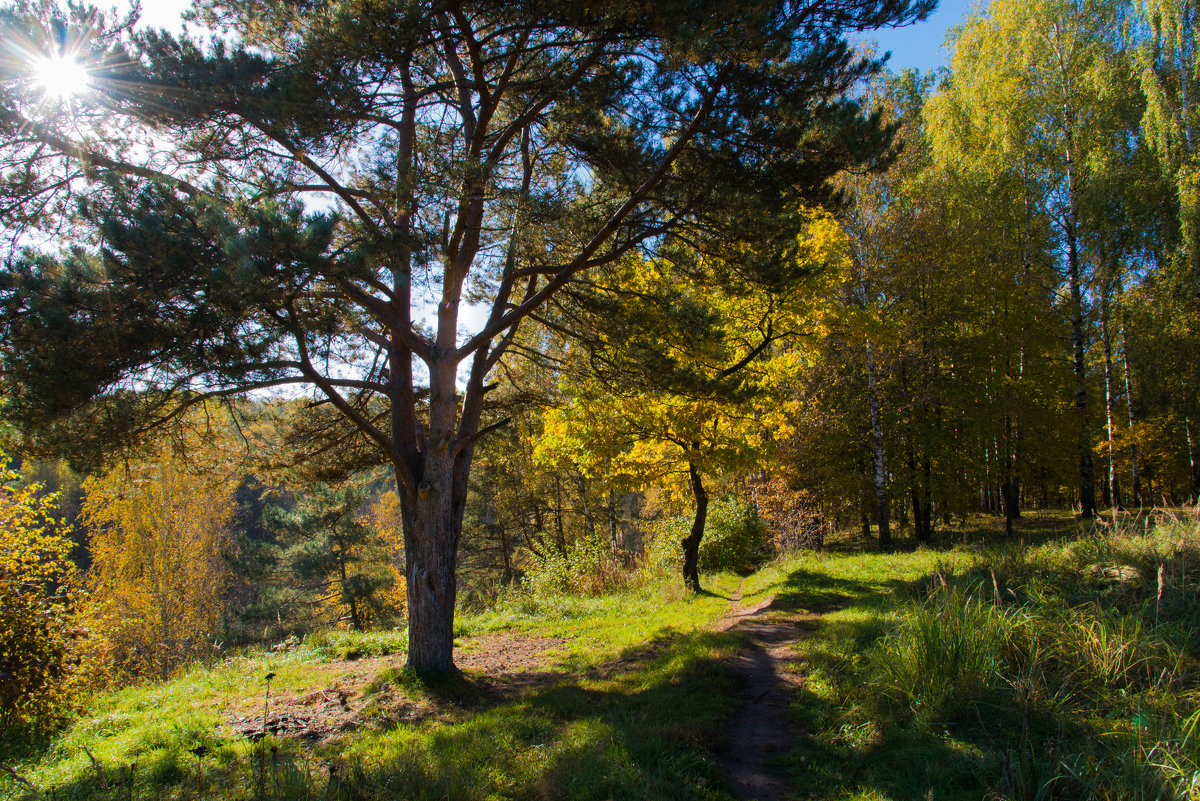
[226,633,567,743]
[457,633,569,693]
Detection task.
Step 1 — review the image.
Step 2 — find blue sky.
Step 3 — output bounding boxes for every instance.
[859,0,979,74]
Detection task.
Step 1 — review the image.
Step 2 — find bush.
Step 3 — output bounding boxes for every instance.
[0,461,98,741]
[647,497,770,575]
[525,538,630,597]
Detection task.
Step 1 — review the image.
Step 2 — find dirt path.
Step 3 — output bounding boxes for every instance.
[715,581,820,801]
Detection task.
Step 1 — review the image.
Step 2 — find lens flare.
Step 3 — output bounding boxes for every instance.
[32,54,91,100]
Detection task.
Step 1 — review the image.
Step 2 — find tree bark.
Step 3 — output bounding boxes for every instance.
[1120,323,1142,506]
[681,446,709,593]
[1101,285,1122,510]
[553,477,567,556]
[1066,201,1096,519]
[1001,415,1021,535]
[1188,417,1200,502]
[910,455,933,542]
[607,492,621,556]
[401,469,462,675]
[866,341,890,547]
[574,472,597,543]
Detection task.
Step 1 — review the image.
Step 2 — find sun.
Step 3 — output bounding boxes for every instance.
[32,53,91,100]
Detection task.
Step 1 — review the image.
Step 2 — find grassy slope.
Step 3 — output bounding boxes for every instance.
[770,510,1200,800]
[3,572,750,800]
[8,510,1197,800]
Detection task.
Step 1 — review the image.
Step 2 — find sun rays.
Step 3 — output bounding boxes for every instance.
[31,52,91,100]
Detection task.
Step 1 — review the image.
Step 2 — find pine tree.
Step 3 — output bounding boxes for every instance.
[0,0,931,672]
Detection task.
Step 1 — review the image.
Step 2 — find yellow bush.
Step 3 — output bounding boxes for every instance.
[0,459,96,738]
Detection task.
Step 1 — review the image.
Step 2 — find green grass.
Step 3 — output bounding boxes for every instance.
[773,509,1200,800]
[463,570,743,671]
[1,572,746,801]
[8,510,1197,801]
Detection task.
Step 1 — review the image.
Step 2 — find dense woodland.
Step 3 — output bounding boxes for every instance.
[3,0,1200,796]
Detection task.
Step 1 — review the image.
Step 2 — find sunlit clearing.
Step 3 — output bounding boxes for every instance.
[33,54,91,100]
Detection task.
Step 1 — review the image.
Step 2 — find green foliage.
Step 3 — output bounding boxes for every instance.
[649,498,770,575]
[697,499,771,574]
[265,484,398,632]
[524,537,631,598]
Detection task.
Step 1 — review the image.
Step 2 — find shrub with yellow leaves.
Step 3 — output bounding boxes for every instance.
[0,458,96,740]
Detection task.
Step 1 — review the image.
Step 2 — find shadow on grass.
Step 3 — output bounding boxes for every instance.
[763,527,1200,801]
[753,563,922,618]
[20,628,749,801]
[836,509,1089,556]
[758,562,994,800]
[27,526,1170,801]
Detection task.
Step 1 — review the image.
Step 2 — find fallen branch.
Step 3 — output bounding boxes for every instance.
[0,762,36,790]
[81,746,107,791]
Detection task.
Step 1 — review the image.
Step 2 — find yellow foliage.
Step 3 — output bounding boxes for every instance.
[536,209,848,500]
[0,456,98,736]
[82,439,237,679]
[364,490,407,616]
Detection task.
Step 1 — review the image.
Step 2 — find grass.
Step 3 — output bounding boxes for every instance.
[774,508,1200,800]
[0,571,746,800]
[7,509,1199,800]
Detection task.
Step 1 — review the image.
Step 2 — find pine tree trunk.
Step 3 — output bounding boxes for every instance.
[398,333,468,675]
[402,481,461,675]
[681,447,709,593]
[390,66,461,676]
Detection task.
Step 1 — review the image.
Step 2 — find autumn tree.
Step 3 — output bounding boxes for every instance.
[81,434,238,678]
[925,0,1138,518]
[1136,0,1200,326]
[537,227,844,591]
[0,0,930,672]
